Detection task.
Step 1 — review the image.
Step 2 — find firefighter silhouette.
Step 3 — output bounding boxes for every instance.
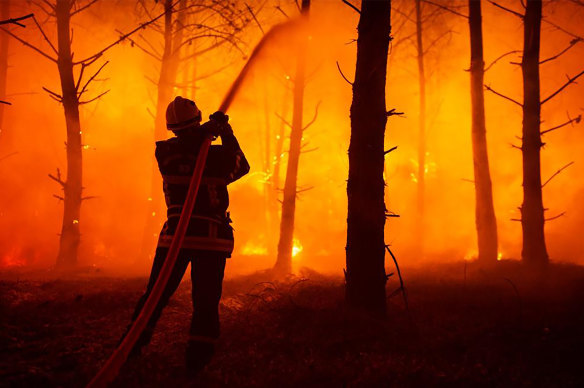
[127,96,249,372]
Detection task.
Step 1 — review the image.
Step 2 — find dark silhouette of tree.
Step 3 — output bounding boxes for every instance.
[345,0,392,316]
[486,0,584,266]
[520,0,548,265]
[468,0,498,263]
[1,0,166,268]
[274,0,312,275]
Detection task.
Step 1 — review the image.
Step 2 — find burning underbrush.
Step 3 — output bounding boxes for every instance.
[1,262,584,387]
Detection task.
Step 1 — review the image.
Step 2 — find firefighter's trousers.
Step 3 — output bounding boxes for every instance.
[131,247,227,347]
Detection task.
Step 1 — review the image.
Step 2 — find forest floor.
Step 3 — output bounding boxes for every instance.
[1,260,584,387]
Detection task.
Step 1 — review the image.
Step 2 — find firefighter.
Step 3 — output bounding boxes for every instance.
[127,96,249,372]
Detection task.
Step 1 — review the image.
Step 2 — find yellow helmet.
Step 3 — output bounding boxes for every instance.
[166,96,202,131]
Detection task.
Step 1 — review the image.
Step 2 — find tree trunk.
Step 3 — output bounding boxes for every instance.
[345,0,391,317]
[0,0,9,147]
[274,0,311,275]
[469,0,498,263]
[55,0,82,268]
[521,0,548,265]
[139,0,186,261]
[415,0,426,256]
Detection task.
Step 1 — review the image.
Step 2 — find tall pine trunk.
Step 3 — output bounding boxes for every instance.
[521,0,548,265]
[345,0,391,316]
[55,0,83,267]
[274,0,310,275]
[414,0,426,255]
[0,0,9,146]
[139,0,186,261]
[469,0,498,263]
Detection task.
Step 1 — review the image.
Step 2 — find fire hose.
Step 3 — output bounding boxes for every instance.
[86,19,300,388]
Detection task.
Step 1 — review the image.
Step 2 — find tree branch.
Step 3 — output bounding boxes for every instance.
[79,89,110,105]
[42,86,63,102]
[541,69,584,105]
[487,1,523,19]
[421,0,468,18]
[545,212,566,222]
[275,111,292,129]
[75,1,178,65]
[336,61,353,85]
[341,0,360,14]
[485,50,522,72]
[485,84,522,107]
[542,161,574,188]
[540,38,582,65]
[48,168,65,187]
[78,61,108,97]
[303,101,322,131]
[0,13,34,27]
[71,0,100,16]
[541,114,581,135]
[0,27,57,62]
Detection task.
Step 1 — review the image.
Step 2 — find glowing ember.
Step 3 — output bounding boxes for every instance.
[497,252,503,261]
[72,219,79,224]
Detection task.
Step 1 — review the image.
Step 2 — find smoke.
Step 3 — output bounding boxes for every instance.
[1,0,583,275]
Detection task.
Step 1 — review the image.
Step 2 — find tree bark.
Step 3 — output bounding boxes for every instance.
[469,0,498,263]
[55,0,82,268]
[415,0,426,255]
[521,0,548,265]
[345,0,391,317]
[0,0,9,147]
[274,0,310,275]
[139,0,186,261]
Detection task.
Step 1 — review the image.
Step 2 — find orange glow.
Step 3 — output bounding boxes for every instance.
[0,1,583,275]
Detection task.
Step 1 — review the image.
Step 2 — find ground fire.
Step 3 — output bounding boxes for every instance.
[1,0,584,386]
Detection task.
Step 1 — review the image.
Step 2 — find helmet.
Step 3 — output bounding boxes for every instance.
[166,96,202,131]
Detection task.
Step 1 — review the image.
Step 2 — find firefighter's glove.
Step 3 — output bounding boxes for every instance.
[209,111,233,137]
[200,120,220,138]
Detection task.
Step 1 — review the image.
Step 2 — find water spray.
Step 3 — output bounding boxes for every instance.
[86,18,301,388]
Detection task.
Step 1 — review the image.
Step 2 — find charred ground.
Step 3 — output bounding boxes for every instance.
[1,261,583,387]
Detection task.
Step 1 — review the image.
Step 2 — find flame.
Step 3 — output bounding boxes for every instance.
[241,241,268,255]
[497,252,503,261]
[292,238,303,258]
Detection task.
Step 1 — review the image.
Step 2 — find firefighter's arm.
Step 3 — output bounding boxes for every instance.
[221,129,250,184]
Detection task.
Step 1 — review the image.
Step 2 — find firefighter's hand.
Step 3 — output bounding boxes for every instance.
[200,120,220,138]
[209,111,229,124]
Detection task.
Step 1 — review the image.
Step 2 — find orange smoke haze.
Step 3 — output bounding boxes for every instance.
[1,0,583,275]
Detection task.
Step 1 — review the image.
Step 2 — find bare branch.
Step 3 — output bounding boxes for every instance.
[341,0,360,14]
[421,0,468,18]
[0,100,11,105]
[275,111,292,129]
[245,2,264,34]
[541,114,581,135]
[545,212,566,222]
[81,195,98,201]
[274,5,289,19]
[75,1,178,65]
[541,69,584,105]
[543,18,584,41]
[42,86,63,101]
[303,101,322,131]
[487,1,523,19]
[31,15,58,55]
[485,84,522,107]
[78,61,108,97]
[48,169,65,187]
[71,0,100,16]
[386,108,404,117]
[384,146,398,155]
[542,161,574,188]
[79,89,110,105]
[485,50,522,72]
[540,38,582,65]
[336,61,353,86]
[114,30,162,61]
[0,27,57,62]
[0,13,34,27]
[53,194,64,201]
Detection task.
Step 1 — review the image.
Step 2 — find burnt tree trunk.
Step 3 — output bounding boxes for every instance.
[521,0,548,265]
[0,0,9,146]
[415,0,426,255]
[274,0,310,275]
[345,0,391,316]
[139,0,186,261]
[469,0,498,263]
[55,0,82,267]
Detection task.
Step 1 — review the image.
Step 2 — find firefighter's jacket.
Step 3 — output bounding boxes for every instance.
[155,129,249,257]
